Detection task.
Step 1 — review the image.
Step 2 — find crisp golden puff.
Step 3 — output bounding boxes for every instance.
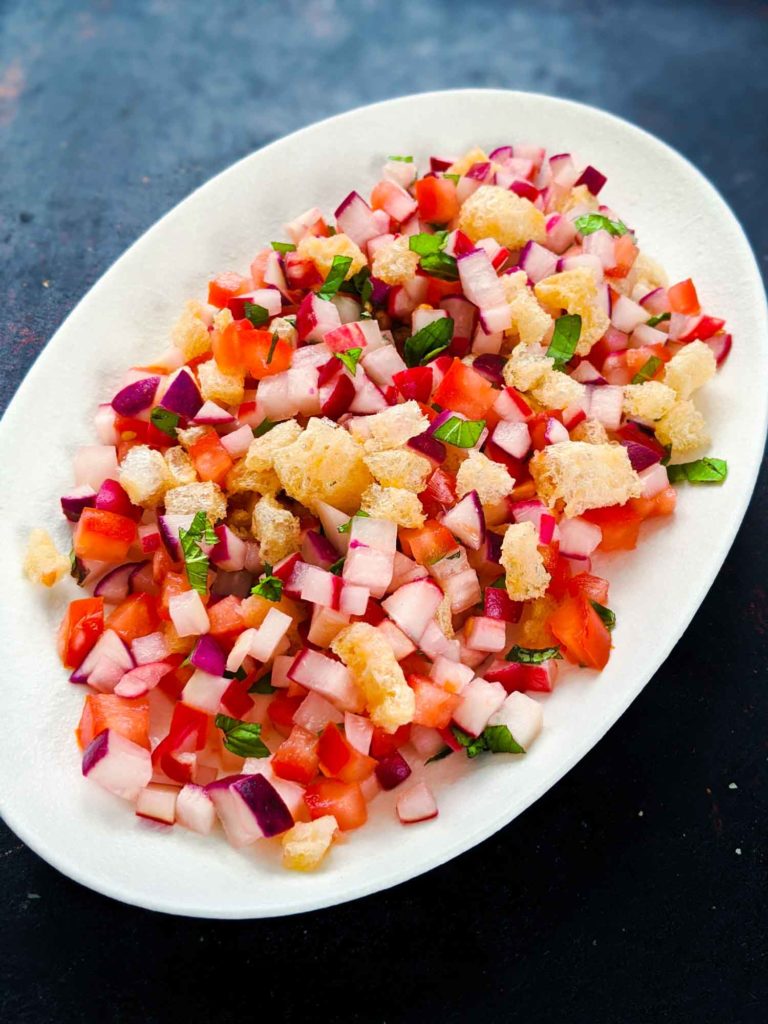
[530,441,642,518]
[332,622,415,732]
[500,522,551,601]
[458,185,546,248]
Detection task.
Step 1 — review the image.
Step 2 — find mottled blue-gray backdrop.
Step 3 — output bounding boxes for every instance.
[1,2,766,1022]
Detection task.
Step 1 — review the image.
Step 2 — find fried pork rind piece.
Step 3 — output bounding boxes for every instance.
[119,445,170,507]
[458,185,546,248]
[23,529,69,587]
[534,268,611,355]
[331,622,415,732]
[530,441,642,518]
[251,494,300,565]
[164,480,227,522]
[500,521,551,601]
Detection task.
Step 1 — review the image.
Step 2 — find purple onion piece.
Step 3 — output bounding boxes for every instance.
[189,635,226,677]
[483,531,502,566]
[575,165,607,196]
[375,751,412,791]
[211,570,254,599]
[82,730,109,775]
[621,440,662,472]
[94,561,147,602]
[369,276,390,307]
[472,354,505,386]
[95,478,141,519]
[112,376,160,416]
[161,368,203,417]
[301,530,339,570]
[237,774,293,838]
[407,431,446,465]
[60,485,97,522]
[426,409,455,436]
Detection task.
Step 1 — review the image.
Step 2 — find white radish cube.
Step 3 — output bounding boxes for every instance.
[419,620,461,662]
[250,607,292,662]
[293,691,345,732]
[487,691,544,750]
[430,654,474,694]
[344,713,374,755]
[169,589,210,637]
[381,577,444,642]
[136,783,178,824]
[176,783,216,835]
[308,605,350,647]
[81,729,152,802]
[463,616,507,653]
[492,420,531,458]
[377,619,416,661]
[288,649,361,712]
[397,782,438,824]
[453,678,507,736]
[181,669,230,715]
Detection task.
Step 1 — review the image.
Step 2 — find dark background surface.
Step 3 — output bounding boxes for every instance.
[1,2,766,1021]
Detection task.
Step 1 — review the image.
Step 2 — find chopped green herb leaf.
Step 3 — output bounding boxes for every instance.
[420,252,459,280]
[388,155,414,163]
[433,416,486,448]
[317,255,353,301]
[214,715,270,758]
[265,332,279,366]
[243,302,269,327]
[178,510,216,595]
[408,231,448,257]
[253,417,277,439]
[646,312,671,327]
[483,724,525,754]
[446,550,462,560]
[150,406,180,438]
[667,457,728,484]
[223,665,247,681]
[631,355,663,385]
[426,746,453,764]
[249,673,276,694]
[329,557,345,576]
[69,549,87,586]
[590,601,616,631]
[335,347,363,375]
[506,644,563,664]
[347,266,373,306]
[546,314,582,369]
[337,510,370,534]
[250,572,284,602]
[488,575,506,589]
[451,725,487,759]
[573,213,630,238]
[443,173,460,184]
[404,316,454,367]
[271,241,296,253]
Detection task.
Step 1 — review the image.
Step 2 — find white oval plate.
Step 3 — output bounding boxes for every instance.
[1,90,765,918]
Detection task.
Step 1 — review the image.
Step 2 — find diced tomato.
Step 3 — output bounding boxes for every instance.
[369,724,411,760]
[268,694,305,738]
[548,594,611,670]
[545,552,572,601]
[625,344,671,381]
[392,366,433,403]
[151,702,208,782]
[667,278,700,316]
[189,429,233,485]
[212,318,249,373]
[76,694,150,750]
[604,234,638,279]
[414,176,460,224]
[208,272,250,309]
[419,468,458,519]
[601,351,632,386]
[354,598,387,627]
[241,328,293,380]
[304,779,368,831]
[400,519,458,565]
[679,315,726,342]
[273,725,320,785]
[432,358,497,420]
[106,592,159,644]
[398,652,433,677]
[73,508,137,563]
[583,504,643,552]
[317,724,376,783]
[425,276,464,305]
[58,597,104,669]
[528,413,550,452]
[616,422,668,461]
[152,543,175,584]
[567,572,610,604]
[629,486,677,520]
[409,675,461,729]
[284,252,323,290]
[159,571,191,620]
[484,443,526,482]
[207,595,244,638]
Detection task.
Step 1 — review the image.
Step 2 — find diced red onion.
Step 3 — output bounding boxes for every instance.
[189,635,226,677]
[161,367,203,417]
[112,376,160,416]
[60,484,97,522]
[375,751,412,791]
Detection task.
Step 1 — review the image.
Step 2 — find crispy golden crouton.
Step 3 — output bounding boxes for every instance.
[556,184,600,214]
[654,400,709,453]
[225,459,280,497]
[360,484,425,528]
[296,232,367,277]
[251,495,300,565]
[456,451,514,506]
[361,401,429,453]
[503,343,553,392]
[212,308,233,332]
[458,185,546,248]
[435,593,455,639]
[245,420,303,474]
[569,418,610,444]
[447,146,491,176]
[23,529,69,587]
[663,340,717,400]
[331,622,415,732]
[164,446,198,487]
[371,235,421,286]
[500,521,551,601]
[119,445,169,507]
[499,270,529,302]
[197,359,245,406]
[164,480,227,522]
[508,289,554,348]
[171,300,212,359]
[530,441,642,517]
[519,596,558,648]
[531,370,586,410]
[281,817,337,871]
[535,268,610,355]
[623,381,677,422]
[175,425,208,451]
[272,418,372,515]
[363,449,432,491]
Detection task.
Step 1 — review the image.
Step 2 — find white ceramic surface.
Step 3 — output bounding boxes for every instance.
[0,90,765,919]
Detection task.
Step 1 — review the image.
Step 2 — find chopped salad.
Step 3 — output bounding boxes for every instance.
[25,144,730,871]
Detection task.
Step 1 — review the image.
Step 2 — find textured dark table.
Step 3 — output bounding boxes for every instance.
[1,2,766,1022]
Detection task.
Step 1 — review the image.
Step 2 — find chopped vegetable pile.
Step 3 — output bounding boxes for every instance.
[24,143,731,872]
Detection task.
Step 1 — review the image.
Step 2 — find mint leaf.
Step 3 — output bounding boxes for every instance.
[451,725,487,759]
[347,266,373,306]
[426,746,453,764]
[179,510,216,595]
[668,457,728,484]
[249,672,276,694]
[433,416,486,448]
[337,510,370,534]
[420,252,459,280]
[335,347,363,375]
[329,557,345,576]
[443,173,460,184]
[271,241,296,253]
[646,312,671,327]
[404,317,454,367]
[317,255,353,301]
[214,715,270,758]
[150,406,179,438]
[388,155,414,163]
[546,314,582,369]
[590,601,616,631]
[250,572,284,601]
[243,302,269,327]
[631,355,663,384]
[408,231,448,257]
[224,666,247,681]
[506,644,562,664]
[483,724,525,754]
[253,417,277,439]
[574,213,630,237]
[265,332,279,366]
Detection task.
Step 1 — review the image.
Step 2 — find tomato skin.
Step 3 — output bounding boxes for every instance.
[583,504,643,552]
[392,367,433,403]
[414,176,460,223]
[73,508,137,563]
[273,726,320,785]
[58,597,105,669]
[567,572,610,604]
[667,278,700,316]
[418,468,458,519]
[241,329,292,379]
[151,702,209,782]
[410,675,460,729]
[629,486,677,520]
[432,358,497,420]
[317,724,376,783]
[400,519,458,565]
[106,592,159,644]
[189,430,233,485]
[369,724,411,760]
[207,595,244,638]
[159,571,191,620]
[304,779,368,831]
[76,693,150,750]
[268,694,305,737]
[548,594,611,670]
[208,272,250,308]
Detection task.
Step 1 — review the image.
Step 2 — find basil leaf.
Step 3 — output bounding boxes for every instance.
[150,406,179,438]
[483,724,525,754]
[451,725,487,759]
[668,457,728,484]
[335,347,363,376]
[426,746,453,764]
[631,355,663,385]
[408,231,448,257]
[573,213,630,238]
[347,266,373,306]
[329,557,345,576]
[388,155,414,163]
[420,252,459,280]
[253,417,277,439]
[317,255,353,301]
[404,317,454,368]
[337,510,370,534]
[250,573,284,601]
[224,666,247,681]
[646,312,671,327]
[249,673,276,694]
[506,644,563,664]
[179,511,215,595]
[214,715,270,758]
[546,314,582,369]
[489,575,506,589]
[69,549,87,586]
[443,173,460,184]
[243,302,269,327]
[265,332,279,366]
[590,601,616,631]
[433,416,486,448]
[271,241,296,253]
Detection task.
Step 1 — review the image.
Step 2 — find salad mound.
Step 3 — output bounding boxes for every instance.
[25,144,730,872]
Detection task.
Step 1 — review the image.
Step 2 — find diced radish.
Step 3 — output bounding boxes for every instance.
[169,590,209,637]
[557,517,602,558]
[377,619,416,660]
[73,445,119,491]
[587,384,624,430]
[493,386,533,423]
[344,713,374,755]
[131,631,169,665]
[69,629,134,690]
[284,206,325,244]
[442,568,483,614]
[544,213,577,254]
[491,420,531,458]
[381,578,444,643]
[250,607,292,662]
[176,783,216,835]
[453,678,506,736]
[544,417,570,445]
[483,586,521,623]
[307,605,350,647]
[343,543,394,598]
[94,404,118,445]
[485,659,558,693]
[464,616,507,653]
[582,229,616,270]
[430,655,474,694]
[301,530,339,570]
[409,725,446,759]
[209,524,247,572]
[440,491,486,550]
[81,729,152,802]
[457,248,507,309]
[419,620,461,661]
[294,691,345,733]
[412,307,447,334]
[487,692,544,750]
[362,344,407,386]
[271,655,294,689]
[191,400,235,427]
[611,295,648,333]
[397,782,438,824]
[135,783,178,824]
[180,669,230,714]
[351,514,398,553]
[375,751,412,790]
[334,191,383,247]
[314,501,350,554]
[114,661,169,698]
[558,253,604,281]
[220,424,254,458]
[296,292,341,343]
[638,462,669,498]
[206,774,293,847]
[288,649,361,712]
[389,550,429,591]
[519,240,558,282]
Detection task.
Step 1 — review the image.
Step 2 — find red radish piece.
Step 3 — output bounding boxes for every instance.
[131,631,169,665]
[111,376,160,417]
[381,578,444,643]
[81,729,152,801]
[249,607,292,662]
[557,517,602,559]
[334,191,383,248]
[301,530,339,570]
[485,659,558,693]
[430,655,474,694]
[180,669,230,714]
[344,713,374,756]
[169,590,209,637]
[288,649,361,712]
[493,386,533,423]
[487,692,544,750]
[464,615,507,653]
[519,240,558,282]
[296,293,341,343]
[638,462,669,498]
[442,568,483,614]
[293,691,344,732]
[191,400,235,426]
[135,783,178,824]
[453,678,506,736]
[377,619,416,660]
[114,661,169,698]
[69,629,134,690]
[206,774,293,846]
[397,782,438,824]
[419,620,461,662]
[440,491,486,550]
[375,751,412,790]
[176,783,216,835]
[484,587,521,623]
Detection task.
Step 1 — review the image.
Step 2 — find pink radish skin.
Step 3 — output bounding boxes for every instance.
[453,678,507,736]
[135,783,178,825]
[176,784,216,835]
[381,578,444,643]
[397,782,439,824]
